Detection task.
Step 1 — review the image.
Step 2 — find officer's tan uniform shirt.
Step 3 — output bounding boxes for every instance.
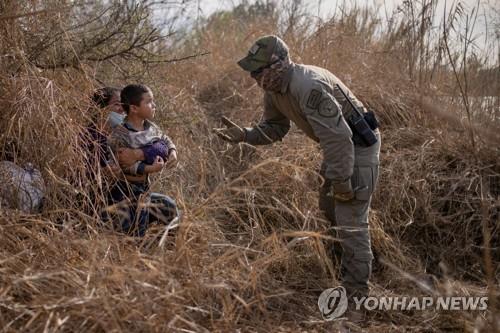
[245,64,378,191]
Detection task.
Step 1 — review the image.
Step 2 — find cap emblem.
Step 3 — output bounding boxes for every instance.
[249,44,260,55]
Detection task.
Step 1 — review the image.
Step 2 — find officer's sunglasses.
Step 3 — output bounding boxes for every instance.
[250,59,280,77]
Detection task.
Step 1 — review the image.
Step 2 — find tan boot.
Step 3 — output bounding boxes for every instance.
[344,288,369,325]
[345,304,367,324]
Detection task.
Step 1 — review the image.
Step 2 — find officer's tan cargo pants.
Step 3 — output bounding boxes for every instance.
[319,133,380,298]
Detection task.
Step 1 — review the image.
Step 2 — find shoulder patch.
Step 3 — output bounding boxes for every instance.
[318,98,339,118]
[306,89,322,109]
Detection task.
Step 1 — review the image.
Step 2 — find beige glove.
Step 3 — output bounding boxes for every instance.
[331,179,355,202]
[213,116,246,143]
[333,190,355,202]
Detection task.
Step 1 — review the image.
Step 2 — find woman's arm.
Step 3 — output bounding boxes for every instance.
[117,148,144,167]
[117,140,168,167]
[126,156,165,176]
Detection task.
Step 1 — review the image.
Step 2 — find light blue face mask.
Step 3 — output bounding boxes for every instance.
[106,111,125,129]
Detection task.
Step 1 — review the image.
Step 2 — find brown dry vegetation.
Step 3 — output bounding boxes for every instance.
[0,1,499,332]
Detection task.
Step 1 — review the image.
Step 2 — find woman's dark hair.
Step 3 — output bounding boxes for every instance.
[121,84,150,113]
[91,87,121,109]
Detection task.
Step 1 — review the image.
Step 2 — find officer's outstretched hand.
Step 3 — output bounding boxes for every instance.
[213,116,246,143]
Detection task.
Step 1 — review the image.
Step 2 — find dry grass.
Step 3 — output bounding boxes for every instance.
[0,1,499,332]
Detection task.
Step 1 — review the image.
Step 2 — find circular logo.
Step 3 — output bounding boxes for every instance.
[318,286,348,320]
[318,98,339,118]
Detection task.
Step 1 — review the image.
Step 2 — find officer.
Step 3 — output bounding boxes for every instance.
[214,35,381,310]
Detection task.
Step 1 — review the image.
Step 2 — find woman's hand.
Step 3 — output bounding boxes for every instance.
[150,156,165,173]
[117,148,143,167]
